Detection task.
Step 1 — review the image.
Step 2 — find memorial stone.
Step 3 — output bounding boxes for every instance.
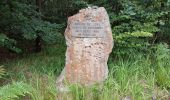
[57,7,113,90]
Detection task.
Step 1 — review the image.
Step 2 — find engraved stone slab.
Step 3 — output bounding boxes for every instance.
[71,21,105,38]
[56,7,113,91]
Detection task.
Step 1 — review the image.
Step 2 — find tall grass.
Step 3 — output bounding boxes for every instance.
[0,43,170,100]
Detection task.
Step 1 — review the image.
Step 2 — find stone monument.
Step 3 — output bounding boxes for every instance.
[57,7,113,90]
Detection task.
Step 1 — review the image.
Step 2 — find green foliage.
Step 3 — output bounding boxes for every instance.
[115,31,153,47]
[0,0,62,52]
[0,0,170,100]
[0,82,34,100]
[86,0,169,55]
[21,19,62,44]
[154,43,170,88]
[41,0,88,34]
[116,1,169,54]
[1,0,169,54]
[69,84,85,100]
[0,34,21,53]
[1,43,169,99]
[0,66,5,78]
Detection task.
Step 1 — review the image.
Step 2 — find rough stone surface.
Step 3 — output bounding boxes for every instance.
[56,7,113,89]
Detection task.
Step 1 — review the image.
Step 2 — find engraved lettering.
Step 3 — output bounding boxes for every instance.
[71,21,105,38]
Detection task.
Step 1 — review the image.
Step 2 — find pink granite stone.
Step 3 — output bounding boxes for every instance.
[56,7,113,89]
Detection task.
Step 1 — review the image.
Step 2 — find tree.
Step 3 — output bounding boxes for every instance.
[0,0,169,54]
[86,0,170,56]
[0,0,62,53]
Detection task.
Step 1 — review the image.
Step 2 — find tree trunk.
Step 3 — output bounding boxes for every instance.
[35,35,41,52]
[35,0,42,52]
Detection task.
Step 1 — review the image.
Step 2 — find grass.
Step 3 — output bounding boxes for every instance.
[0,43,170,100]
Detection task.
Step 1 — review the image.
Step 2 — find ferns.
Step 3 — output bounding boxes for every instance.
[0,66,34,100]
[0,82,34,100]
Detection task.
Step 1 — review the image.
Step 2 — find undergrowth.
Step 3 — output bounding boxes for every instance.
[0,43,169,100]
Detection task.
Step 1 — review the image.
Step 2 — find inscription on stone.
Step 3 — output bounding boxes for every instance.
[56,7,113,92]
[71,21,105,38]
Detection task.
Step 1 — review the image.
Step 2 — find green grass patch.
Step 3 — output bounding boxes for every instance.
[0,43,170,100]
